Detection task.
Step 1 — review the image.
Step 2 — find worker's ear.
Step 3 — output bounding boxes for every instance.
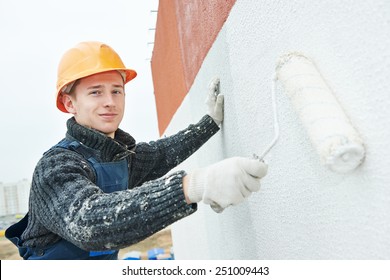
[62,94,77,114]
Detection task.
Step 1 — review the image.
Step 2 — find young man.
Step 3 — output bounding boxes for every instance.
[6,41,267,259]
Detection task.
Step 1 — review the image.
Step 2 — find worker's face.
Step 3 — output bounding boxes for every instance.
[63,71,125,138]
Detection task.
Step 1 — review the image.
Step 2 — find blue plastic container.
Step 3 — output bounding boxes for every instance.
[147,248,165,260]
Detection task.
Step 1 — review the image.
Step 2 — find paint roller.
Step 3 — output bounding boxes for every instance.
[259,52,365,173]
[256,52,365,173]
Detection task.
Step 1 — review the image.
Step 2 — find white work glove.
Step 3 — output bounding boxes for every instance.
[187,157,268,213]
[206,77,224,126]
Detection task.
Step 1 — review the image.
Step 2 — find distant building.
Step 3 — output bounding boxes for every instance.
[0,179,30,216]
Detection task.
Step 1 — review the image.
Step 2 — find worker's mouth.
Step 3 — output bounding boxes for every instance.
[99,113,118,120]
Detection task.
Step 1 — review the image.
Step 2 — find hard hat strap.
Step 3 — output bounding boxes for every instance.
[62,81,76,94]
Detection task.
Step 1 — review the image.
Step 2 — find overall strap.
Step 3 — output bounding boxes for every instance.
[55,138,98,164]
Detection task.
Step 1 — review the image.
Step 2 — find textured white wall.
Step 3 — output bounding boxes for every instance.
[165,0,390,259]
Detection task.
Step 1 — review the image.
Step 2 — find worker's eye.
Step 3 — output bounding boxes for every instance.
[112,90,123,95]
[89,90,101,96]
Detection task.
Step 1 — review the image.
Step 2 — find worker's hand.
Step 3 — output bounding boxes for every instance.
[206,77,224,126]
[186,157,268,213]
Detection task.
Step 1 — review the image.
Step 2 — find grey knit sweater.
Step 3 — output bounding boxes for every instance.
[21,115,219,251]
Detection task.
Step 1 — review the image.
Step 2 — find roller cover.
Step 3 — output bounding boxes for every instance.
[276,52,365,173]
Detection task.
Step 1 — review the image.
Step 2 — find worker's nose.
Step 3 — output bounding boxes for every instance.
[103,93,115,107]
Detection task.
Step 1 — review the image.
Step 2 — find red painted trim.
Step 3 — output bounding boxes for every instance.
[152,0,236,135]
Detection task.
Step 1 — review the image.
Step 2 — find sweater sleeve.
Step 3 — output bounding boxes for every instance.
[129,115,220,187]
[24,148,196,251]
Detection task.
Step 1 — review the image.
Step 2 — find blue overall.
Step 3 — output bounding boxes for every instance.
[5,138,129,260]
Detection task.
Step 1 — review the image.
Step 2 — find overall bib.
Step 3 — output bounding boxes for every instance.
[6,138,129,260]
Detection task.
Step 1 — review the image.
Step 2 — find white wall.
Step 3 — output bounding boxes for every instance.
[165,0,390,259]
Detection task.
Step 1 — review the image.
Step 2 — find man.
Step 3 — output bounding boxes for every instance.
[6,41,267,259]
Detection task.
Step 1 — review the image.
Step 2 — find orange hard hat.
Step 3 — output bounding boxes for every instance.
[56,41,137,113]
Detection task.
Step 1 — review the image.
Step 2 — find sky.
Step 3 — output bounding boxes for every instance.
[0,0,160,183]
